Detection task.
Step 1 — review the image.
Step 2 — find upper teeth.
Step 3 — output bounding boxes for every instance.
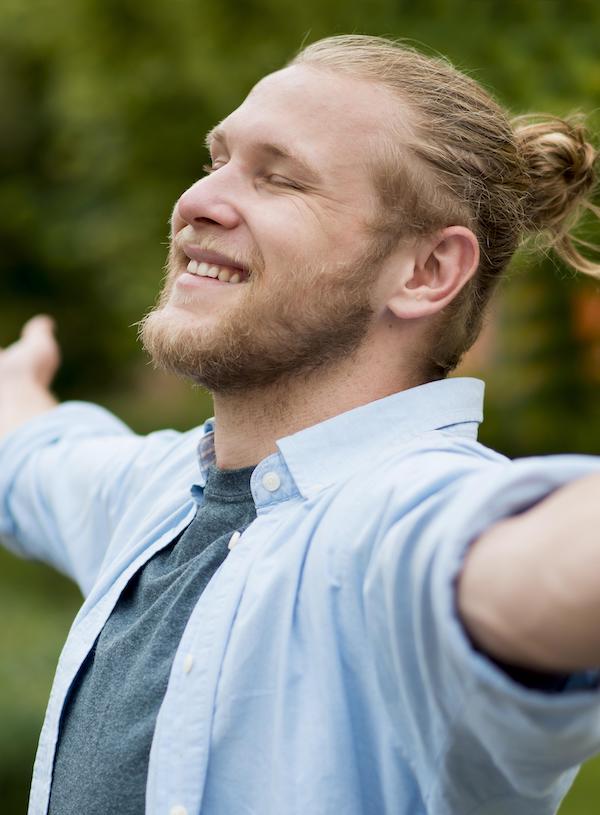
[186,259,244,283]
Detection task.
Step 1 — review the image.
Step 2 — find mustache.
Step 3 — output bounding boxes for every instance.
[171,230,263,273]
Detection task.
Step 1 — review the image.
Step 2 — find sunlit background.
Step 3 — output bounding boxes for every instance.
[1,0,600,811]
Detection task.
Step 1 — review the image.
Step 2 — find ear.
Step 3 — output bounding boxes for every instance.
[387,227,480,320]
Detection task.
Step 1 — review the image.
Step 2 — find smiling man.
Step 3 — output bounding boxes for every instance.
[2,35,600,815]
[141,66,406,404]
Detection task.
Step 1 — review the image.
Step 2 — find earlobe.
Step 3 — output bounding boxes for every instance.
[387,227,479,320]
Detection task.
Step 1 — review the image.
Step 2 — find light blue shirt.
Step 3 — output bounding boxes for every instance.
[2,377,600,815]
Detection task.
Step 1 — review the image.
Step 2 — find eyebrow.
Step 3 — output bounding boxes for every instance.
[205,125,322,185]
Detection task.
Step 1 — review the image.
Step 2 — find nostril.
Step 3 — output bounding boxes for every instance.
[194,216,222,226]
[176,192,241,230]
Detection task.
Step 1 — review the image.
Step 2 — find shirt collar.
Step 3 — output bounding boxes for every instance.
[196,377,484,497]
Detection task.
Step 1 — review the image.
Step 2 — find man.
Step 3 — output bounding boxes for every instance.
[2,34,600,815]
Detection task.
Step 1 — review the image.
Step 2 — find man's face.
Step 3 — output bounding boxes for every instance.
[141,64,398,392]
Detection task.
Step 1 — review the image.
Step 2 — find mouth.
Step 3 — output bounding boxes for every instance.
[181,245,251,284]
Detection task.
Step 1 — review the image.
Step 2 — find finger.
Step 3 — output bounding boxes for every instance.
[21,315,57,341]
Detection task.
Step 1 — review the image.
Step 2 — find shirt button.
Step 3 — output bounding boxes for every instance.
[262,471,281,492]
[169,807,188,815]
[183,654,194,674]
[228,530,241,550]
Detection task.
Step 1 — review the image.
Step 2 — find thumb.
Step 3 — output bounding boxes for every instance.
[21,314,56,341]
[18,314,61,385]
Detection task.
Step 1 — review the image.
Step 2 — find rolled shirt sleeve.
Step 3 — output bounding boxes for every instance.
[364,453,600,813]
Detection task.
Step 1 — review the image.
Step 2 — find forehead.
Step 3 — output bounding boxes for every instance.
[215,65,400,182]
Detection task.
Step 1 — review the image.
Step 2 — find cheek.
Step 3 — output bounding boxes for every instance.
[251,202,343,264]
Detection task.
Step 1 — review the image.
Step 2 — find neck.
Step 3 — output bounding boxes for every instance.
[210,348,423,469]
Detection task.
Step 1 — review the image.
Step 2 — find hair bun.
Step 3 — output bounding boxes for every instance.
[514,115,597,234]
[512,115,599,275]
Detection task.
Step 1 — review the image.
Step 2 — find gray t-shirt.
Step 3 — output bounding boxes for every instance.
[48,464,256,815]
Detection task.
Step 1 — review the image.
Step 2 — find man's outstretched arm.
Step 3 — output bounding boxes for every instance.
[459,473,600,673]
[0,315,197,592]
[0,315,60,438]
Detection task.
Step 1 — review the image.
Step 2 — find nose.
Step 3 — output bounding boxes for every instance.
[174,173,242,232]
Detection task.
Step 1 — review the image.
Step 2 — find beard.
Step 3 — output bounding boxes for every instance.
[139,236,386,395]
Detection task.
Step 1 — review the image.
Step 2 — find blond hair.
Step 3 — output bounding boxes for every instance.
[291,35,599,376]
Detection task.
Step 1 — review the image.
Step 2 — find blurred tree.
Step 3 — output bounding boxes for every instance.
[481,252,600,456]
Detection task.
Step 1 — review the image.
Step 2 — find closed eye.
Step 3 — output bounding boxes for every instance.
[201,164,303,191]
[266,175,303,190]
[202,162,224,175]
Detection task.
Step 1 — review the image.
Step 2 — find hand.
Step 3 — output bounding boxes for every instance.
[0,316,60,437]
[0,315,61,389]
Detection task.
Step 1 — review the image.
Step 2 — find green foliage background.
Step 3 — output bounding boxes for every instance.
[1,0,600,811]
